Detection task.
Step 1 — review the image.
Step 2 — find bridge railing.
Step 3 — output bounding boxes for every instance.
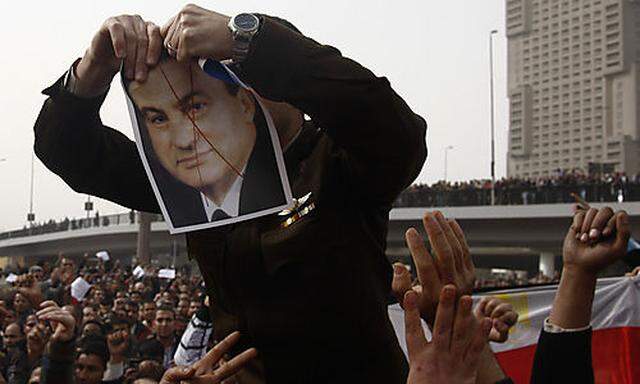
[0,212,165,241]
[393,183,640,208]
[2,181,639,241]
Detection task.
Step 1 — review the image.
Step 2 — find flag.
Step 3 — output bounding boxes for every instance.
[389,276,640,383]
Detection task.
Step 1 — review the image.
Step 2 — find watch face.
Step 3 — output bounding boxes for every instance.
[235,13,258,31]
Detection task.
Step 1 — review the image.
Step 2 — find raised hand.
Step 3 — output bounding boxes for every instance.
[550,206,630,330]
[107,329,129,363]
[36,301,75,343]
[75,15,163,92]
[393,211,475,324]
[474,297,519,343]
[405,285,491,384]
[626,266,640,277]
[563,208,630,276]
[161,4,233,62]
[160,331,257,384]
[160,366,196,384]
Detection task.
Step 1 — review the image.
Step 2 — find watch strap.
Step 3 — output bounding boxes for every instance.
[229,13,261,64]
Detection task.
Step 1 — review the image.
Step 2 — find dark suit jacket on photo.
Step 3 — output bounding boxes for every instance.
[34,15,428,384]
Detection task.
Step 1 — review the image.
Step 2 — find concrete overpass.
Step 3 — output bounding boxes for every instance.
[1,203,638,274]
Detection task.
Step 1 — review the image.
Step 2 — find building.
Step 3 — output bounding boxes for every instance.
[506,0,640,178]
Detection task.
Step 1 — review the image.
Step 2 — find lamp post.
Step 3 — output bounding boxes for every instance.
[27,153,35,225]
[444,145,454,182]
[489,29,498,206]
[85,195,93,220]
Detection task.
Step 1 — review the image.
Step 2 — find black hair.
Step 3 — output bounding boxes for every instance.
[155,304,175,317]
[138,338,164,362]
[81,319,106,336]
[77,335,110,367]
[107,315,130,329]
[4,322,24,336]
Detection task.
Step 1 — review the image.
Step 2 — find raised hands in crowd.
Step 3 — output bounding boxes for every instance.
[395,204,631,384]
[36,301,75,343]
[474,297,518,344]
[394,211,517,384]
[404,286,492,384]
[392,211,476,325]
[0,206,632,384]
[160,332,257,384]
[626,266,640,277]
[392,211,518,343]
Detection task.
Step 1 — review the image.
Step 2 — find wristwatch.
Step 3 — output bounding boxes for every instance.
[228,13,261,64]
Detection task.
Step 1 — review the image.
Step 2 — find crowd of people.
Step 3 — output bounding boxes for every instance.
[474,271,560,290]
[0,205,631,383]
[0,258,222,383]
[394,172,640,207]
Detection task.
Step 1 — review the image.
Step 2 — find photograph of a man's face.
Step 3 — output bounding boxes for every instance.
[123,56,292,233]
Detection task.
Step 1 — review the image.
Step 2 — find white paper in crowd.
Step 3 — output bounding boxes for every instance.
[158,269,176,279]
[95,250,110,261]
[133,265,145,279]
[5,273,17,283]
[121,58,293,234]
[71,277,92,302]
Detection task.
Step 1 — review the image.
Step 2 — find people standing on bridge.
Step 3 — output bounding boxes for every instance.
[33,4,427,383]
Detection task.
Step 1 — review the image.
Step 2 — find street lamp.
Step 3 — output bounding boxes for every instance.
[444,145,454,182]
[85,195,94,220]
[28,153,35,224]
[489,29,499,206]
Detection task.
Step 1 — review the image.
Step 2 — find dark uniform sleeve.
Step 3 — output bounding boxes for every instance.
[241,16,428,205]
[530,329,594,384]
[33,74,160,213]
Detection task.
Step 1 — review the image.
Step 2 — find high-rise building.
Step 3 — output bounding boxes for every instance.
[506,0,640,178]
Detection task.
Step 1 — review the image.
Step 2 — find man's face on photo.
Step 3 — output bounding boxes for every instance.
[129,59,257,194]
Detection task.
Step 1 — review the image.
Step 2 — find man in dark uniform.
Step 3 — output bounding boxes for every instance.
[34,5,427,383]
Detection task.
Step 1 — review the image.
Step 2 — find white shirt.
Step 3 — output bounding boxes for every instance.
[201,172,244,220]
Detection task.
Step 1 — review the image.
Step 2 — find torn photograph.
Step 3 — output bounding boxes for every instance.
[122,56,292,233]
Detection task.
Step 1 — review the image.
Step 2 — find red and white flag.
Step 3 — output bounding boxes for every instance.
[389,275,640,383]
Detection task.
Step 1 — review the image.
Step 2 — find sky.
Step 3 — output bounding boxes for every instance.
[0,0,508,231]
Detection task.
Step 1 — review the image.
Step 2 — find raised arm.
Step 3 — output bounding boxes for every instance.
[34,15,163,213]
[531,207,630,384]
[37,301,77,384]
[161,5,427,205]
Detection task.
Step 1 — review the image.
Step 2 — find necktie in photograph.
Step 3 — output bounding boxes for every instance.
[211,209,231,221]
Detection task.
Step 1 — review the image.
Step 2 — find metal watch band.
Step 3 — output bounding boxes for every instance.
[229,14,261,64]
[231,36,252,63]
